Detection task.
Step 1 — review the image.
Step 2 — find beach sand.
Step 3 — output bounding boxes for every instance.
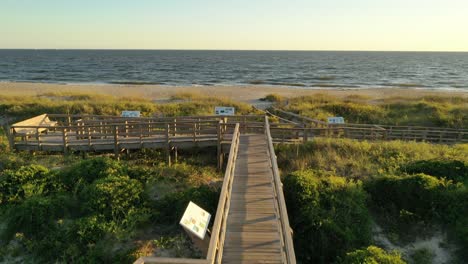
[0,82,466,103]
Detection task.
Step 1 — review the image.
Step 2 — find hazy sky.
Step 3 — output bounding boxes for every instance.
[1,0,467,51]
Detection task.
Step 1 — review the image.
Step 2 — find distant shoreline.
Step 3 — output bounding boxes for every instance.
[1,82,466,104]
[2,80,467,92]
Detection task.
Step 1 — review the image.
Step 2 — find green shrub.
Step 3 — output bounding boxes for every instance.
[0,165,61,204]
[2,194,75,240]
[81,175,144,222]
[365,173,468,253]
[60,157,126,193]
[401,159,468,184]
[366,174,460,220]
[341,245,406,264]
[283,170,371,263]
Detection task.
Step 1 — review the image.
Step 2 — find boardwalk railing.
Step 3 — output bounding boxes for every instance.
[9,113,467,152]
[270,107,328,128]
[135,123,241,264]
[264,116,297,264]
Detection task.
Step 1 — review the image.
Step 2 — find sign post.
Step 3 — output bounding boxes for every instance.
[121,111,141,118]
[327,116,345,124]
[215,106,235,116]
[179,201,212,255]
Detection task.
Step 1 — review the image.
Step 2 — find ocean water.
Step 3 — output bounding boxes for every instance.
[0,50,467,90]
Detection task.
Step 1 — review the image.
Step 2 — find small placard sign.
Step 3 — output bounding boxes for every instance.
[179,201,211,240]
[327,116,345,124]
[121,111,141,118]
[215,106,235,116]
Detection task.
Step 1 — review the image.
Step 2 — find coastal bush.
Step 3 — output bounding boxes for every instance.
[365,173,468,254]
[0,164,61,205]
[0,152,223,262]
[365,174,454,221]
[283,170,371,263]
[401,159,468,184]
[340,246,406,264]
[1,194,75,240]
[80,175,145,222]
[60,157,126,193]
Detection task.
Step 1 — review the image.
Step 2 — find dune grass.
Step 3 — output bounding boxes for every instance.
[275,93,468,128]
[0,92,258,122]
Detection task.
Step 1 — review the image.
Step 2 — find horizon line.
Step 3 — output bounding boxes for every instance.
[1,48,468,53]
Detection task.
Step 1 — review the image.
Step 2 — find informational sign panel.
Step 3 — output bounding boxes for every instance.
[121,111,141,118]
[327,116,345,124]
[179,201,211,239]
[215,106,235,116]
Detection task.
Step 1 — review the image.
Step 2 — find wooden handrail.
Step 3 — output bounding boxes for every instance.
[134,123,241,264]
[271,107,328,127]
[207,123,240,264]
[264,116,297,264]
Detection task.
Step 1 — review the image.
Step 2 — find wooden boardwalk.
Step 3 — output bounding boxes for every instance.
[222,134,284,264]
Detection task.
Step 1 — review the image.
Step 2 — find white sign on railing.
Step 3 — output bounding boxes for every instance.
[215,106,235,116]
[179,201,211,239]
[121,111,141,118]
[327,116,345,124]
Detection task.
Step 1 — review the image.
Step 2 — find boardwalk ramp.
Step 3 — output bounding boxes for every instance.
[222,134,286,263]
[221,117,295,264]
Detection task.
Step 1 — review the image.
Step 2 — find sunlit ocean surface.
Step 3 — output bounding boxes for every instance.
[1,50,467,90]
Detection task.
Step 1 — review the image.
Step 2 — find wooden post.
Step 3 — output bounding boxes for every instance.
[36,128,41,148]
[303,124,308,143]
[242,116,247,134]
[87,126,91,148]
[62,128,68,154]
[174,147,178,164]
[217,120,223,170]
[67,114,71,127]
[192,122,196,142]
[6,126,15,151]
[139,124,143,147]
[173,118,177,137]
[99,121,103,137]
[125,120,129,138]
[113,125,119,158]
[166,123,171,166]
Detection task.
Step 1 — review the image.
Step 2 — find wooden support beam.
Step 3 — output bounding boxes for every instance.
[113,125,119,158]
[62,127,68,154]
[217,121,223,170]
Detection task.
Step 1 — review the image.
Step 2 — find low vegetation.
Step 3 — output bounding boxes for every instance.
[0,148,221,262]
[278,138,468,263]
[1,92,467,263]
